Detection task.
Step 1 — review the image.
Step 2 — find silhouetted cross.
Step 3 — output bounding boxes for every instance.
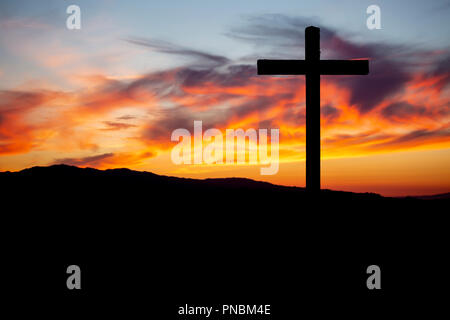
[257,26,369,192]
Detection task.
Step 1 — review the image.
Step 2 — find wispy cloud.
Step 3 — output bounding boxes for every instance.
[125,37,230,66]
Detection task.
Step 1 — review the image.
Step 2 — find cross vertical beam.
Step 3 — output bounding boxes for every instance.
[257,26,369,194]
[305,26,321,192]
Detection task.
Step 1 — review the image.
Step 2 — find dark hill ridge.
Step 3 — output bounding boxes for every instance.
[2,164,448,311]
[1,164,446,200]
[0,163,445,242]
[407,192,450,200]
[1,164,389,200]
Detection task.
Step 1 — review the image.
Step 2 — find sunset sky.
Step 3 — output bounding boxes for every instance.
[0,0,449,196]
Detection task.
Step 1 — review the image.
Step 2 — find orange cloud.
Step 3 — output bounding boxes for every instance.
[0,18,449,197]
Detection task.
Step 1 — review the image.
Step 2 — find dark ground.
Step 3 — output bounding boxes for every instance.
[1,165,448,317]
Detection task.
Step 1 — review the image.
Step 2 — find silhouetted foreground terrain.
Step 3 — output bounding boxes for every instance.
[2,164,446,201]
[2,165,448,316]
[0,164,447,219]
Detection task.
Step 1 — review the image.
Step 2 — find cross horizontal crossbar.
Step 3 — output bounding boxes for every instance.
[257,59,369,75]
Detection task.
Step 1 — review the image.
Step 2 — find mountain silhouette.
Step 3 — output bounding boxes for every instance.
[4,163,445,255]
[2,163,445,254]
[1,164,447,314]
[0,164,445,202]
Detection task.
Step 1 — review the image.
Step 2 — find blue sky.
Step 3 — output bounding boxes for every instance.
[1,0,450,89]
